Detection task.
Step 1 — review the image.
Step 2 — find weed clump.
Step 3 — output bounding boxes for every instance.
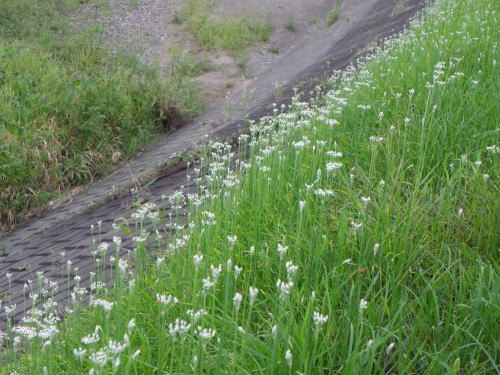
[180,0,273,54]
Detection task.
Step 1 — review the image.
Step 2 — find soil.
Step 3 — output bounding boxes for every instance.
[0,0,426,327]
[71,0,343,107]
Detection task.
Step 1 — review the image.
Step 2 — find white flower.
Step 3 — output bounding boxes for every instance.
[341,258,353,265]
[193,254,204,268]
[326,162,343,171]
[293,141,306,149]
[211,264,222,281]
[42,340,51,351]
[360,196,371,203]
[351,221,363,230]
[156,294,178,307]
[226,259,233,272]
[169,319,191,340]
[314,189,334,197]
[277,244,288,260]
[386,342,396,355]
[4,304,16,317]
[276,279,294,299]
[127,319,136,335]
[373,243,380,256]
[227,235,237,246]
[89,348,108,368]
[369,136,384,142]
[249,287,259,305]
[313,312,328,331]
[299,201,305,212]
[81,326,101,345]
[132,232,148,243]
[233,292,243,311]
[90,299,114,313]
[285,349,293,367]
[201,211,216,226]
[485,145,499,154]
[202,278,215,295]
[286,261,299,281]
[73,347,87,361]
[326,151,343,157]
[367,339,374,348]
[457,208,464,217]
[113,236,122,246]
[156,257,165,268]
[196,327,216,340]
[234,265,243,278]
[98,242,109,253]
[249,246,255,256]
[271,325,278,338]
[326,119,339,126]
[359,299,368,311]
[187,309,207,322]
[108,339,127,357]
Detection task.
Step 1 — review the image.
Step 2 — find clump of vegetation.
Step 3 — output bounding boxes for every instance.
[268,46,280,54]
[168,46,216,78]
[327,9,340,26]
[179,0,273,54]
[285,15,297,31]
[3,0,499,374]
[327,0,342,26]
[0,0,201,233]
[0,41,164,225]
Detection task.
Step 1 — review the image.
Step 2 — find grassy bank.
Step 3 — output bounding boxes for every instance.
[173,0,273,54]
[0,0,201,234]
[3,0,499,374]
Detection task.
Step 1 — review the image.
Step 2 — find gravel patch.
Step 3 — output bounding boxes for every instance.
[70,0,182,64]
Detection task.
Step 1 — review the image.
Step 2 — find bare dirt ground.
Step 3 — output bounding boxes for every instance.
[0,0,425,327]
[72,0,341,107]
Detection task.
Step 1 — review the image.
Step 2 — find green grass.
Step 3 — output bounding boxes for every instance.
[0,0,202,233]
[327,9,340,26]
[168,46,216,78]
[285,15,297,32]
[3,0,499,374]
[327,0,342,26]
[178,0,273,54]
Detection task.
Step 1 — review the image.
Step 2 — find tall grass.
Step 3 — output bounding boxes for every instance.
[3,0,499,373]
